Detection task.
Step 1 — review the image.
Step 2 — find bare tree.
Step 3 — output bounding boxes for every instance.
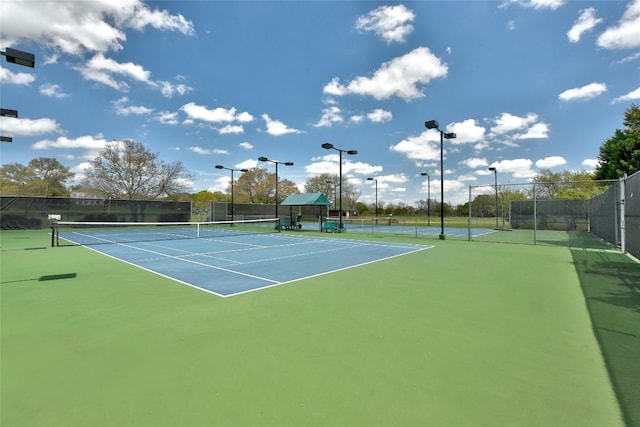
[83,140,191,199]
[234,168,300,204]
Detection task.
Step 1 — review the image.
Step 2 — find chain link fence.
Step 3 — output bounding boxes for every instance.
[468,177,640,257]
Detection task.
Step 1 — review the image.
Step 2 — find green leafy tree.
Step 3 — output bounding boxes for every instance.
[594,104,640,179]
[83,140,191,199]
[532,169,600,200]
[193,190,225,202]
[0,157,74,196]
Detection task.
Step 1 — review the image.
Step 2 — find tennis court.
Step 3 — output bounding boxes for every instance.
[55,220,430,297]
[2,228,636,426]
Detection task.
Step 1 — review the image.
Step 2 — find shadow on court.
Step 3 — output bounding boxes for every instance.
[571,248,640,427]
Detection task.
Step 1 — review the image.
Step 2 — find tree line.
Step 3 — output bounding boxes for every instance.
[2,104,639,213]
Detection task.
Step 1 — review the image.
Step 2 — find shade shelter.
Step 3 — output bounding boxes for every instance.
[280,192,331,230]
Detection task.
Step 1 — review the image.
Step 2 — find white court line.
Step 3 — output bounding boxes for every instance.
[62,233,433,298]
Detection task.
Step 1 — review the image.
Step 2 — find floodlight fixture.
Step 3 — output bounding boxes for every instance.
[425,120,439,130]
[2,48,35,68]
[0,136,13,143]
[1,108,18,118]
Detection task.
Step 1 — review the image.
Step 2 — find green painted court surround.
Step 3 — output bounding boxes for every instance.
[1,230,631,426]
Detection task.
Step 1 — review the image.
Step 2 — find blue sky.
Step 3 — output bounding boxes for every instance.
[1,0,639,207]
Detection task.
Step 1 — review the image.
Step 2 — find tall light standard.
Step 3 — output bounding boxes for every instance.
[321,143,357,230]
[258,156,293,223]
[488,166,498,229]
[326,180,337,212]
[425,120,456,240]
[420,172,431,227]
[215,164,248,222]
[367,177,378,219]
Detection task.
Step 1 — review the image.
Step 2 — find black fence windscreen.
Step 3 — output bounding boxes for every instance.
[0,196,191,230]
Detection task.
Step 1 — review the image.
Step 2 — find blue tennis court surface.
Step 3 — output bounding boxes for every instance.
[75,233,431,297]
[328,223,496,238]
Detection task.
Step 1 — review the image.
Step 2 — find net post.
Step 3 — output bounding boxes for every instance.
[48,214,61,247]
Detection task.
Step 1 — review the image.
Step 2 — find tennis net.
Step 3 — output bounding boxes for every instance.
[54,218,279,246]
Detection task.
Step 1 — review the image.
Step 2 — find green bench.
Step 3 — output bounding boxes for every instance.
[321,221,340,233]
[279,218,291,230]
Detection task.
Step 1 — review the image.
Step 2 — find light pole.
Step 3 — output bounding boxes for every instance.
[215,164,248,222]
[420,172,431,227]
[367,177,378,219]
[321,143,357,230]
[258,156,293,224]
[425,120,456,240]
[488,166,498,229]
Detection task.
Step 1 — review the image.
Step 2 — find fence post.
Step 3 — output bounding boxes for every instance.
[468,185,472,241]
[533,183,537,245]
[620,175,626,252]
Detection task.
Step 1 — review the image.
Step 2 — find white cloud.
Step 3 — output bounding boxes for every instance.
[306,154,382,176]
[77,53,152,91]
[262,114,301,136]
[567,8,602,43]
[181,103,254,124]
[490,113,539,135]
[448,119,486,144]
[459,158,489,169]
[239,142,253,150]
[389,131,440,162]
[350,114,366,124]
[314,105,344,127]
[189,146,213,155]
[491,159,536,179]
[0,1,194,56]
[582,159,599,169]
[0,117,61,136]
[31,135,108,155]
[218,125,244,134]
[355,4,415,44]
[159,81,192,98]
[367,108,392,123]
[559,82,607,101]
[516,122,550,139]
[597,0,640,49]
[612,86,640,104]
[322,47,447,101]
[113,97,153,115]
[535,156,567,168]
[501,0,566,10]
[237,159,258,170]
[157,111,179,125]
[0,67,36,85]
[39,83,68,98]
